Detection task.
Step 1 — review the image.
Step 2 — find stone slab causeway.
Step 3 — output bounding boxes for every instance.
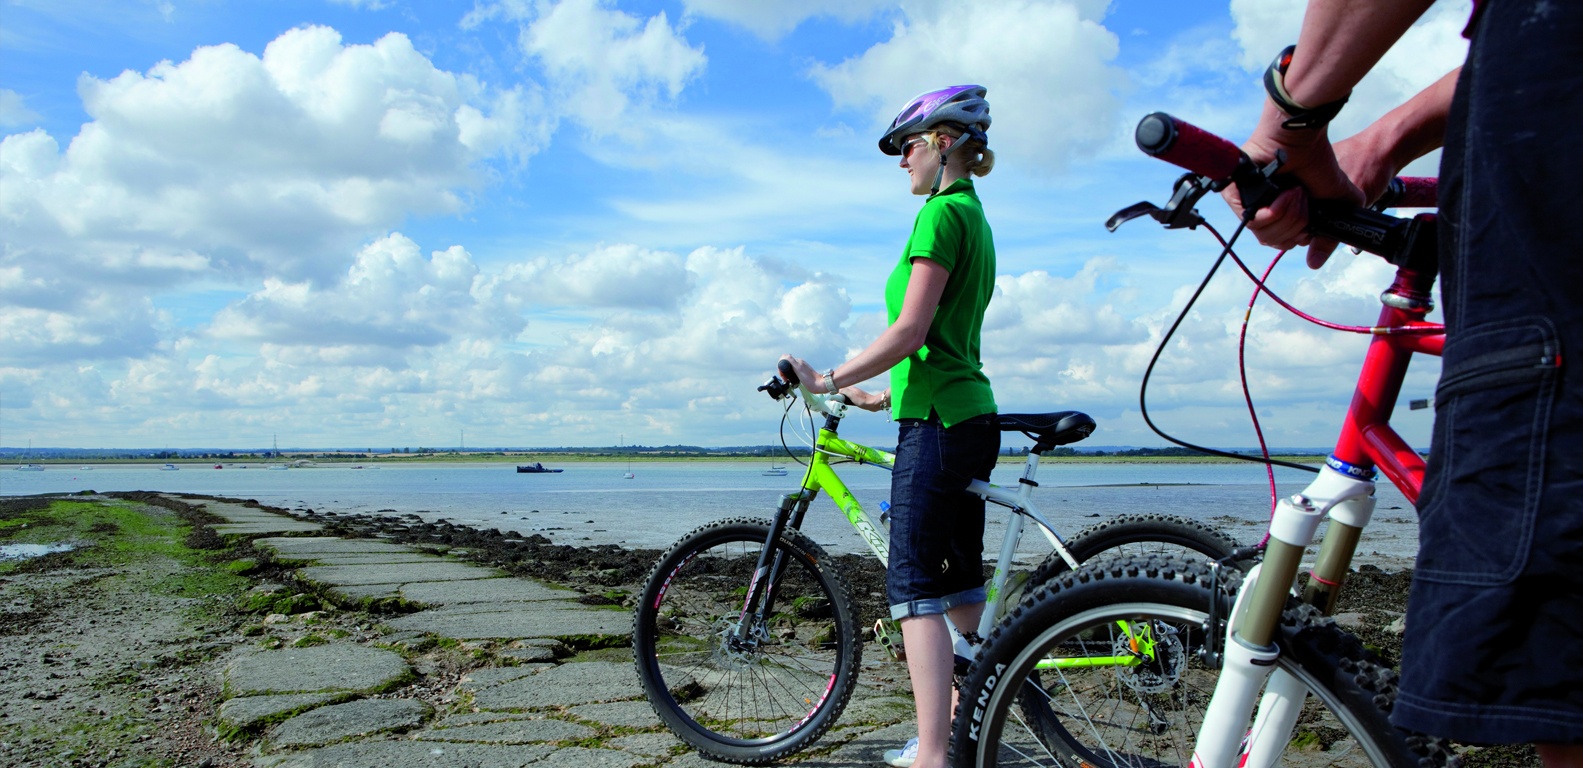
[284,553,440,566]
[298,562,502,586]
[226,644,411,696]
[565,701,664,729]
[458,667,539,692]
[606,732,682,757]
[385,606,630,641]
[256,537,422,557]
[399,578,575,605]
[179,498,324,536]
[268,698,431,748]
[327,583,405,601]
[218,692,347,733]
[470,661,645,710]
[256,741,555,767]
[413,717,595,744]
[783,721,914,768]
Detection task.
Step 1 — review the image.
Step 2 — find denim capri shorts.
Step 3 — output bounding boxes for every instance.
[886,413,1000,620]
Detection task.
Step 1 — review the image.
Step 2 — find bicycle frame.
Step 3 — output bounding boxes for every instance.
[734,389,1084,651]
[1191,232,1443,768]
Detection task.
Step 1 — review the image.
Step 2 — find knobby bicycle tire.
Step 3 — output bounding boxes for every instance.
[952,555,1455,768]
[1025,513,1248,599]
[633,517,861,764]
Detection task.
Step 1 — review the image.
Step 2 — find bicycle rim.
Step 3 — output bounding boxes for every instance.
[633,519,859,764]
[961,560,1410,768]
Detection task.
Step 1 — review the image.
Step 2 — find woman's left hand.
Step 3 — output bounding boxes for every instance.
[778,355,828,393]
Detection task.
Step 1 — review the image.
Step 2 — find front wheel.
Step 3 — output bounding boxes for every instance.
[633,517,861,764]
[954,555,1447,768]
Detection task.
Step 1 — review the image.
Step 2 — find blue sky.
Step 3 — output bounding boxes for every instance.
[0,0,1469,451]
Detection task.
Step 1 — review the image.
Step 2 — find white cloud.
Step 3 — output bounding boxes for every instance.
[1229,0,1470,137]
[467,0,707,137]
[0,89,42,127]
[810,0,1126,175]
[678,0,893,40]
[0,25,543,291]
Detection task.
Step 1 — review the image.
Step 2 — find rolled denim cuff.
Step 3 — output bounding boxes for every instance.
[890,586,986,620]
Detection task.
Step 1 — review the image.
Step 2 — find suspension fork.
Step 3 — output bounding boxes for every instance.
[733,480,817,642]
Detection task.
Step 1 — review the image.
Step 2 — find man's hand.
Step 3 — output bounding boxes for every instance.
[1222,103,1365,268]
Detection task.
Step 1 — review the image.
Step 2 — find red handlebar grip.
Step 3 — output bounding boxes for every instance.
[1135,112,1245,181]
[1390,176,1437,208]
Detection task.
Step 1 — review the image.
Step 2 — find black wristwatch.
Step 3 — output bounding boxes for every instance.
[1264,45,1350,130]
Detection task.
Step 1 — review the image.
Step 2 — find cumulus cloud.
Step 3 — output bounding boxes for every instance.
[466,0,706,136]
[811,0,1125,174]
[0,25,542,289]
[679,0,893,40]
[1229,0,1470,139]
[0,89,42,127]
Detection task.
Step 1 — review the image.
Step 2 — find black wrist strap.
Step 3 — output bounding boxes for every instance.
[1263,45,1349,130]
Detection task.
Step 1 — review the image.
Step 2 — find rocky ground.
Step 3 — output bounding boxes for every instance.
[0,493,1541,767]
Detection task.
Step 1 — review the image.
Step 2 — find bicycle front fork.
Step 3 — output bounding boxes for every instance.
[1191,467,1377,768]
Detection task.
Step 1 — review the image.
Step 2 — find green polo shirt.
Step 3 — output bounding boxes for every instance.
[885,178,997,427]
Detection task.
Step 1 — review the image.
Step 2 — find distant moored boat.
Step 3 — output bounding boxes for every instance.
[516,462,564,474]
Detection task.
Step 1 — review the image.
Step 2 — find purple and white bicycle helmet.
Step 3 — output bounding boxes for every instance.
[878,84,990,156]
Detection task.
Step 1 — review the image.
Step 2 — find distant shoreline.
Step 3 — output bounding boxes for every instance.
[6,453,1327,467]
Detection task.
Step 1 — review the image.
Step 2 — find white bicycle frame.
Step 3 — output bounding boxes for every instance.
[1190,465,1379,768]
[791,386,1083,644]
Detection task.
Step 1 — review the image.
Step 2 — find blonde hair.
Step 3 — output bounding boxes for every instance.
[923,127,996,177]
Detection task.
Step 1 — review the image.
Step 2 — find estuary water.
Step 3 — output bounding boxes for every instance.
[0,460,1420,566]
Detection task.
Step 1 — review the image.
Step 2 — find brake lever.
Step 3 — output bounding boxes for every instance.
[757,376,791,401]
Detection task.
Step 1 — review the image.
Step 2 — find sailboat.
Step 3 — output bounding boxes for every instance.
[621,435,635,479]
[761,459,788,477]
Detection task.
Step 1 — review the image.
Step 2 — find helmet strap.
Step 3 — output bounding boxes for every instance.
[930,137,958,196]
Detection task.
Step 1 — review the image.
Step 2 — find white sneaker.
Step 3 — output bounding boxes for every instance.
[884,736,919,768]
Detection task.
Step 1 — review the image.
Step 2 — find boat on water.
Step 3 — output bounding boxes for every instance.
[761,461,789,476]
[160,463,179,471]
[214,464,223,469]
[516,462,564,474]
[14,463,44,471]
[266,464,289,471]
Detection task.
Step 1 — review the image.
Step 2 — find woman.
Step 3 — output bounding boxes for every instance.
[781,84,999,768]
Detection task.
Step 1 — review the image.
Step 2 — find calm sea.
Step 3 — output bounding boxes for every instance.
[0,460,1420,566]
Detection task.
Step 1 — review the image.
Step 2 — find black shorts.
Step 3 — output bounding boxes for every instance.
[886,414,999,620]
[1391,0,1583,744]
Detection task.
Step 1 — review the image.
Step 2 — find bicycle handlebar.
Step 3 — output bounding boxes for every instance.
[759,359,849,417]
[1135,112,1246,182]
[1133,112,1438,267]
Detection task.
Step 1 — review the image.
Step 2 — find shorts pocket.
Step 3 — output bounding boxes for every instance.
[1416,317,1561,586]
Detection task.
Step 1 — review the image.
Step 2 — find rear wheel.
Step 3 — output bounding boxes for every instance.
[633,517,860,764]
[953,556,1446,768]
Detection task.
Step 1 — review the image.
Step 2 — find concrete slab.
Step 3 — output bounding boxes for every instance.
[298,562,502,586]
[413,717,595,744]
[606,732,682,757]
[285,553,440,566]
[185,499,326,535]
[323,583,404,601]
[256,741,555,768]
[385,606,630,641]
[217,693,347,733]
[269,698,431,748]
[458,667,539,692]
[255,537,422,556]
[529,747,644,768]
[399,578,575,605]
[471,662,644,710]
[226,644,411,696]
[565,701,664,729]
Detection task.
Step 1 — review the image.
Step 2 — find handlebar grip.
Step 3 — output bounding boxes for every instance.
[776,359,800,386]
[1135,112,1245,181]
[1377,176,1438,209]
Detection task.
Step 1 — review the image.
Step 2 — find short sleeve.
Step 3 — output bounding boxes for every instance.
[906,198,964,273]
